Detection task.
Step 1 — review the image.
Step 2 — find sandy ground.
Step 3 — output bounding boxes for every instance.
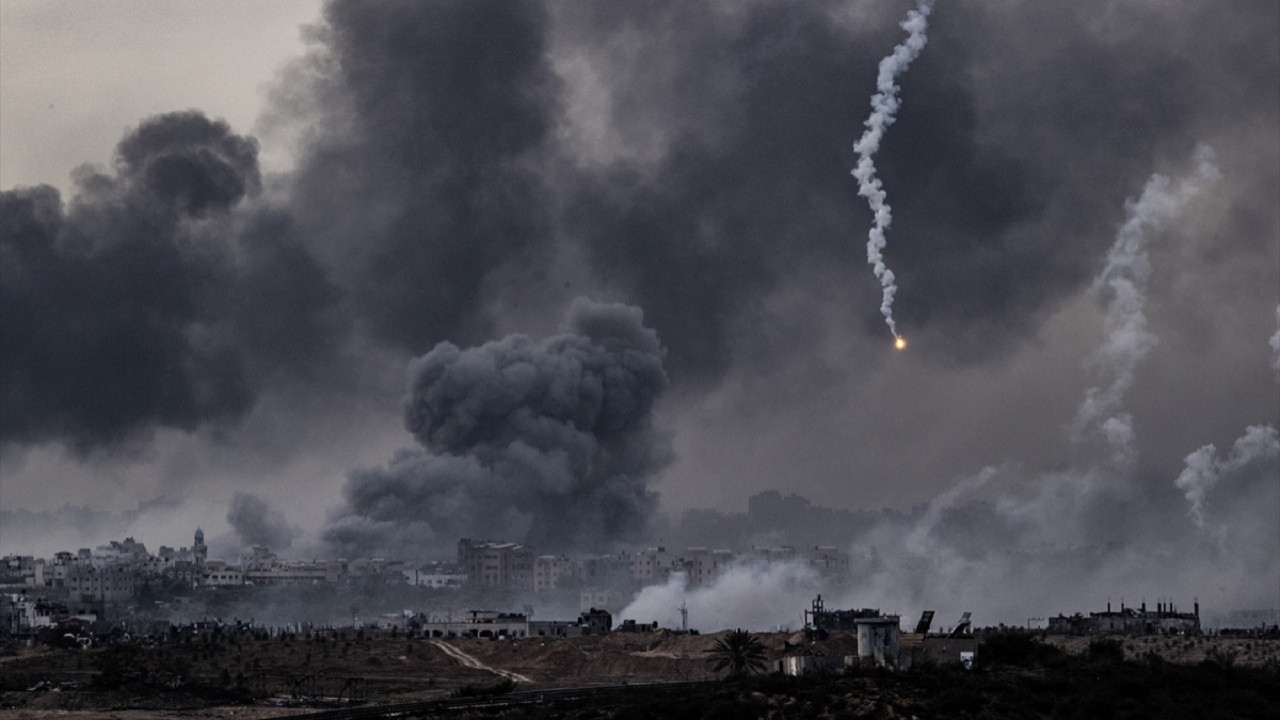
[2,631,1274,719]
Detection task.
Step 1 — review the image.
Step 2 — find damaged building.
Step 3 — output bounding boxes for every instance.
[796,596,902,670]
[1048,600,1201,636]
[898,611,979,669]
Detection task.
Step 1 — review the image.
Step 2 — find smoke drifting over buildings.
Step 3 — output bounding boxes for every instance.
[227,492,303,550]
[325,299,669,559]
[2,1,1277,624]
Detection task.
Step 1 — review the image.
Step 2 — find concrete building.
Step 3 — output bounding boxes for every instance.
[898,612,978,669]
[629,547,683,583]
[581,553,631,588]
[61,564,138,602]
[803,596,901,669]
[854,616,901,668]
[403,562,468,589]
[778,650,844,676]
[681,548,735,587]
[529,608,613,638]
[1048,600,1200,636]
[458,539,534,590]
[533,555,580,591]
[202,561,244,587]
[580,588,614,613]
[420,609,530,639]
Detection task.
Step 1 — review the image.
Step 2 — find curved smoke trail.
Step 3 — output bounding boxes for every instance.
[852,0,936,340]
[1073,145,1220,467]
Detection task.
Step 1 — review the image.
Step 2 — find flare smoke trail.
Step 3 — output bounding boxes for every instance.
[1270,304,1280,378]
[1073,146,1221,466]
[1174,425,1280,532]
[852,0,936,340]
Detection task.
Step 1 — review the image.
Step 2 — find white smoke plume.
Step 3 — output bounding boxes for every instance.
[1270,304,1280,378]
[1174,425,1280,532]
[852,0,936,340]
[618,561,822,632]
[1073,146,1221,467]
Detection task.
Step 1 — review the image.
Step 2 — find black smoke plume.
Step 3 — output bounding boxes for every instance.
[325,298,669,558]
[277,0,561,354]
[226,492,303,551]
[0,111,338,452]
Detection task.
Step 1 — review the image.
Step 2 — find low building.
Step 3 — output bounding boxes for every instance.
[1047,600,1200,636]
[804,596,901,668]
[778,650,844,676]
[899,635,978,669]
[404,562,468,589]
[420,609,529,639]
[202,561,244,587]
[528,608,613,637]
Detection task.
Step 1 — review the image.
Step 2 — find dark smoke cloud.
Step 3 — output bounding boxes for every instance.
[552,1,1278,372]
[325,298,669,558]
[226,491,303,550]
[1,0,1274,622]
[0,111,339,452]
[276,0,562,354]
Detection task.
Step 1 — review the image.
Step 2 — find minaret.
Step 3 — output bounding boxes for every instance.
[193,527,207,567]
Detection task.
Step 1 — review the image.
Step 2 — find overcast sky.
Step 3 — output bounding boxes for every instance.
[1,0,1276,597]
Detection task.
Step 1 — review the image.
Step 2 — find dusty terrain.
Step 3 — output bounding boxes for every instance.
[0,629,851,718]
[1042,633,1279,667]
[1,631,1275,719]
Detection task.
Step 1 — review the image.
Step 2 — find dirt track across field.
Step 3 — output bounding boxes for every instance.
[429,639,532,683]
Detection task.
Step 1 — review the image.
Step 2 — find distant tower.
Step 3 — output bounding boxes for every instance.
[193,527,207,566]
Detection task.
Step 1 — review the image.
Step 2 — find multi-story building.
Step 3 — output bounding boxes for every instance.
[533,555,580,591]
[681,547,735,587]
[805,546,849,575]
[629,546,682,583]
[581,553,631,588]
[202,560,244,587]
[457,539,534,590]
[61,563,138,601]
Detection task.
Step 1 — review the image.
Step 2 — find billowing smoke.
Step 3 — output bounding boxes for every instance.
[1073,146,1220,467]
[1175,425,1280,532]
[325,298,669,559]
[0,111,337,452]
[662,152,1269,629]
[852,0,936,340]
[619,561,821,632]
[226,492,303,551]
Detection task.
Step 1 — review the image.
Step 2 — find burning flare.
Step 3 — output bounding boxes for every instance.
[895,336,907,350]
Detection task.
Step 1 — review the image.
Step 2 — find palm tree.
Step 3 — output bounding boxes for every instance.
[706,629,768,677]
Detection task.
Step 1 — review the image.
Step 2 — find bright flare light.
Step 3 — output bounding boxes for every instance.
[895,336,907,350]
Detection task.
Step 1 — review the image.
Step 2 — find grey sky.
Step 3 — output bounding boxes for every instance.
[1,0,1276,613]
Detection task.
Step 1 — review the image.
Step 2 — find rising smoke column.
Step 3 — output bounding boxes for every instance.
[325,298,669,559]
[852,0,936,341]
[1072,146,1221,467]
[227,492,303,550]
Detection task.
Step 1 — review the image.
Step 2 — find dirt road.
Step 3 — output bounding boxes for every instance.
[429,640,533,683]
